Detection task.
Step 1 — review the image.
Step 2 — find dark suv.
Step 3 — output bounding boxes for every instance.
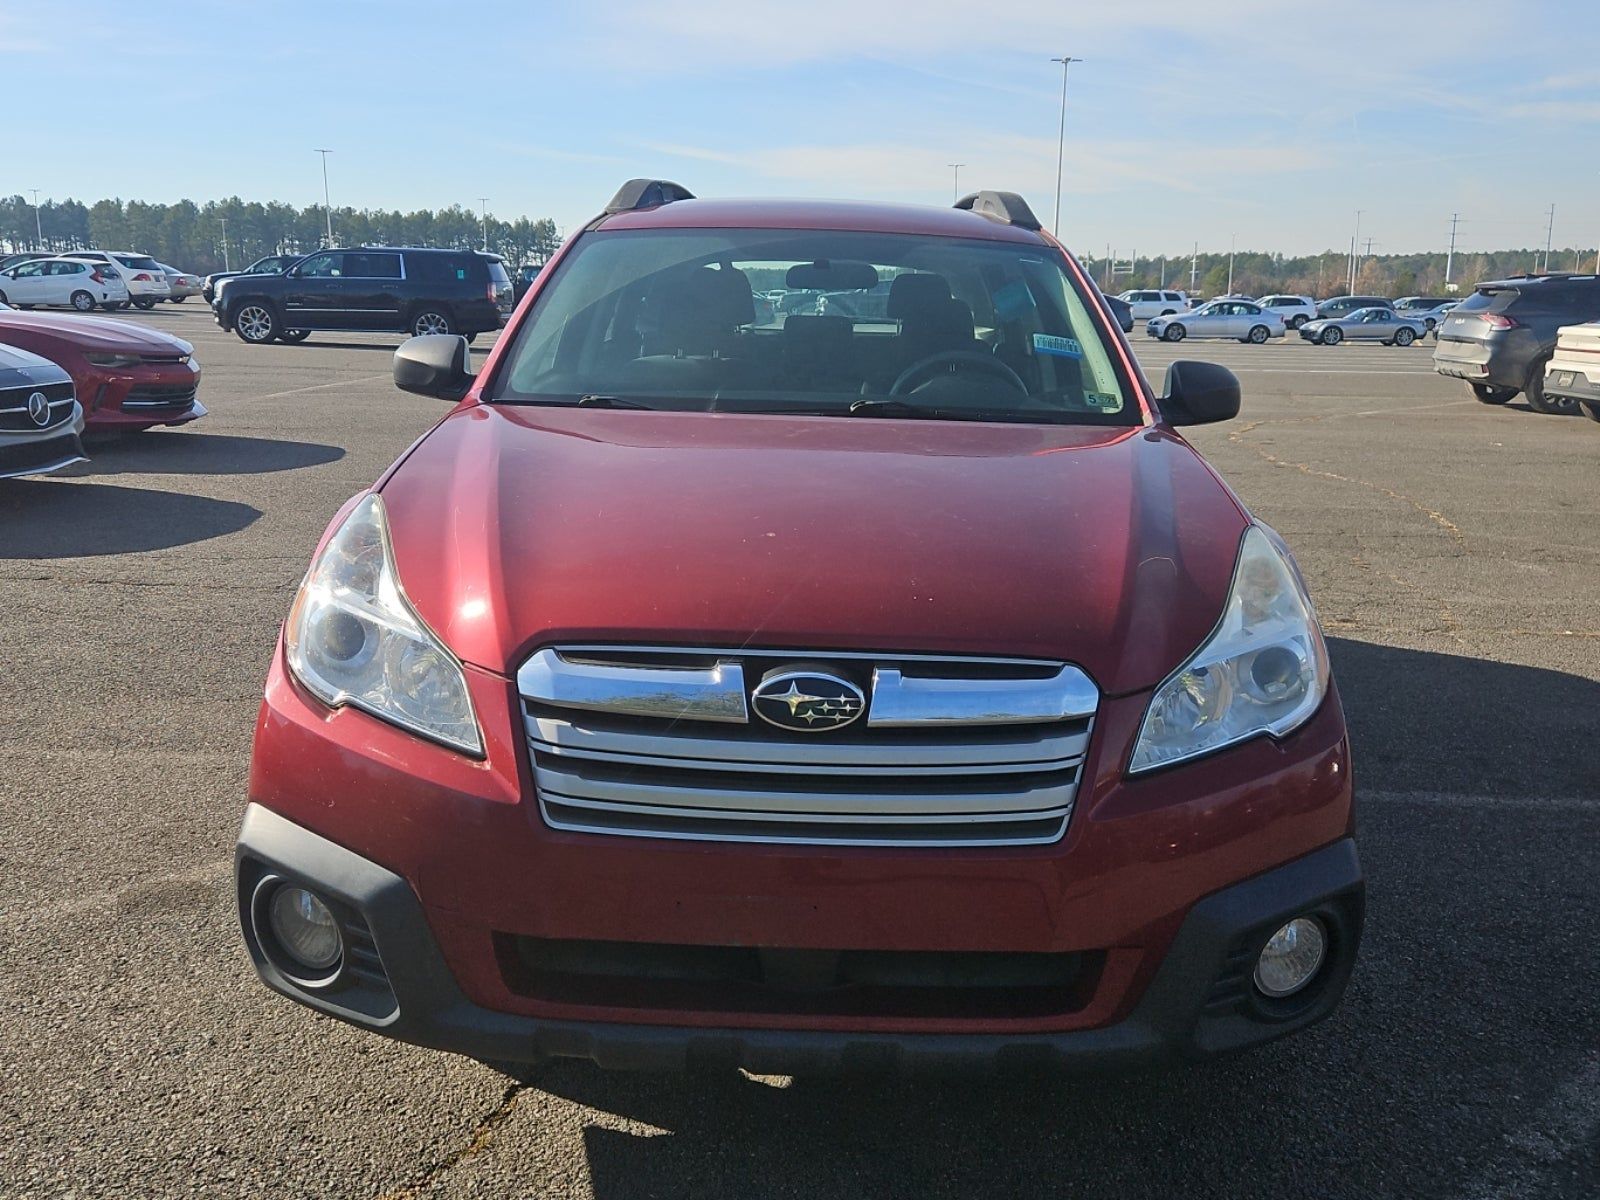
[1433,274,1600,414]
[215,246,514,345]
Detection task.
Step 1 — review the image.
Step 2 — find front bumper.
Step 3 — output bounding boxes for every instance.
[79,362,205,431]
[1544,365,1600,403]
[0,403,87,479]
[237,803,1363,1072]
[237,642,1361,1072]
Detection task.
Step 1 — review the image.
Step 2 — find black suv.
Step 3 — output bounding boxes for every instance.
[1434,274,1600,414]
[215,246,513,345]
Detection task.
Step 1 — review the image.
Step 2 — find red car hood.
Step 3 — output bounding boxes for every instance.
[380,406,1248,696]
[0,311,193,356]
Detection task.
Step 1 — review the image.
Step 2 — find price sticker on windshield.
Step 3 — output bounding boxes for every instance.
[1032,334,1083,359]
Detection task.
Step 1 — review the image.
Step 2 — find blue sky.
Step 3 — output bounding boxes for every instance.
[6,0,1598,258]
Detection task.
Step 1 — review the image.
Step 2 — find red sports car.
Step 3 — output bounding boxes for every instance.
[0,306,204,432]
[236,181,1361,1075]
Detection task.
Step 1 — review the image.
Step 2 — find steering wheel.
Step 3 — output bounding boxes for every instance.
[889,350,1029,398]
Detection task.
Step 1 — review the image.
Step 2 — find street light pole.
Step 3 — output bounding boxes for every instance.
[1445,212,1459,288]
[1227,233,1236,295]
[28,188,43,249]
[315,149,334,246]
[947,163,965,204]
[1542,203,1555,274]
[220,216,230,271]
[1350,210,1363,293]
[1049,55,1083,237]
[478,197,490,251]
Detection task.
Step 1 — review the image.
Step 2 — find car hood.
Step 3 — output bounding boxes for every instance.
[0,340,72,386]
[0,312,193,356]
[378,406,1249,696]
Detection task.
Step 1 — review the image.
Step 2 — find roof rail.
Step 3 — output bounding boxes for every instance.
[605,178,695,214]
[954,190,1042,231]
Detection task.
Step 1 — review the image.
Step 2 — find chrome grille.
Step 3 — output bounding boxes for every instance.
[519,646,1097,848]
[0,382,74,432]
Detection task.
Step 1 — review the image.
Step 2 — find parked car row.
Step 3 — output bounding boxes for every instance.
[1122,288,1459,341]
[0,304,204,480]
[1434,272,1600,417]
[0,248,210,311]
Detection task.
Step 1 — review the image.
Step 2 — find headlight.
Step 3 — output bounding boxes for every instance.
[284,494,483,755]
[1129,525,1328,773]
[85,353,141,368]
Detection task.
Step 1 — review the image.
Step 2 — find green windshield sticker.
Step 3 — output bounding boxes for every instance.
[1085,392,1121,411]
[1032,333,1082,359]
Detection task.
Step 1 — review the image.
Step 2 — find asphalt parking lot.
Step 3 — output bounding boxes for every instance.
[2,305,1596,1199]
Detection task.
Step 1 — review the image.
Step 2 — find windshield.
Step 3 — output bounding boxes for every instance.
[114,254,161,271]
[489,228,1138,425]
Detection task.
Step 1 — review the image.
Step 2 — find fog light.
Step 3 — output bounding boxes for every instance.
[268,885,343,973]
[1253,917,1326,998]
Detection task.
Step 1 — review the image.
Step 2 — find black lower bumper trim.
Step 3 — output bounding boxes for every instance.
[235,805,1364,1073]
[0,430,87,479]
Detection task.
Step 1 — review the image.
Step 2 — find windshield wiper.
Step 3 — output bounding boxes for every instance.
[576,394,652,409]
[845,398,1051,423]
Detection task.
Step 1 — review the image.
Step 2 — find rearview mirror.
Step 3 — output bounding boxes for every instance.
[785,260,878,291]
[1160,360,1240,426]
[394,334,475,402]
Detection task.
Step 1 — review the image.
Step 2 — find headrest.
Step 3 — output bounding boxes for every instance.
[887,273,953,318]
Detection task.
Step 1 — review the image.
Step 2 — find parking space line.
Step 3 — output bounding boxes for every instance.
[243,374,390,402]
[1453,1054,1600,1200]
[1364,789,1599,812]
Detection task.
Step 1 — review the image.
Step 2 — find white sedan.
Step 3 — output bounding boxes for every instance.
[1146,300,1286,344]
[0,257,130,312]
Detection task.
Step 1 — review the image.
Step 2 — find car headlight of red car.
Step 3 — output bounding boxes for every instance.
[1129,525,1329,774]
[284,494,483,756]
[85,353,142,368]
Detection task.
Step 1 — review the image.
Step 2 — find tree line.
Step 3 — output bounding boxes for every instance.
[0,195,560,276]
[1090,246,1599,299]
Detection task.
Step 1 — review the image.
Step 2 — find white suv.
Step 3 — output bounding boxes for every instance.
[1116,289,1190,320]
[1545,321,1600,423]
[53,251,171,309]
[1258,295,1318,329]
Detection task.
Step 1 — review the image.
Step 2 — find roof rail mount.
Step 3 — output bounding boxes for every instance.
[954,190,1042,231]
[606,179,696,214]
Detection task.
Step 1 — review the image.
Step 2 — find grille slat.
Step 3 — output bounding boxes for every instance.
[522,645,1096,848]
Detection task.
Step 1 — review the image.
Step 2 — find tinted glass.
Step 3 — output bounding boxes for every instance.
[113,254,161,271]
[492,227,1138,425]
[297,253,343,278]
[344,252,402,279]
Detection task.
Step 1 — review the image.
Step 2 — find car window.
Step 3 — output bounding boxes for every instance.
[51,262,84,276]
[113,254,161,271]
[492,227,1139,426]
[344,252,402,279]
[297,253,343,278]
[13,262,44,277]
[1241,303,1261,314]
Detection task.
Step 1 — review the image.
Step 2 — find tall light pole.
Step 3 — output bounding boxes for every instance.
[1049,55,1083,237]
[1445,212,1460,288]
[1349,210,1363,293]
[220,215,230,271]
[315,149,334,246]
[1542,203,1555,274]
[478,197,490,251]
[1190,241,1198,294]
[1227,233,1236,295]
[947,163,966,204]
[28,188,43,249]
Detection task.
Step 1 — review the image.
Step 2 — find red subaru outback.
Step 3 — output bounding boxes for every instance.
[236,182,1361,1073]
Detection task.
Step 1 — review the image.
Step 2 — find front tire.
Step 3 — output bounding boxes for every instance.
[70,290,95,312]
[1394,328,1415,346]
[1321,327,1343,345]
[234,303,279,345]
[1470,382,1516,405]
[1163,323,1186,342]
[410,308,453,336]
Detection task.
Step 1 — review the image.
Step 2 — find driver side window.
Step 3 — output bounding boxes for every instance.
[298,253,343,278]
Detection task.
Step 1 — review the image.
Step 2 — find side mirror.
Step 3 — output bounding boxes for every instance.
[1160,360,1240,426]
[394,334,474,402]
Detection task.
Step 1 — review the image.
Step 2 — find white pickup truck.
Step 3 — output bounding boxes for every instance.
[1544,321,1600,423]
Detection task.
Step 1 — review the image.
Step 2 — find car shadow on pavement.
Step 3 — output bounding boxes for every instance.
[65,432,345,477]
[0,479,260,557]
[507,637,1598,1200]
